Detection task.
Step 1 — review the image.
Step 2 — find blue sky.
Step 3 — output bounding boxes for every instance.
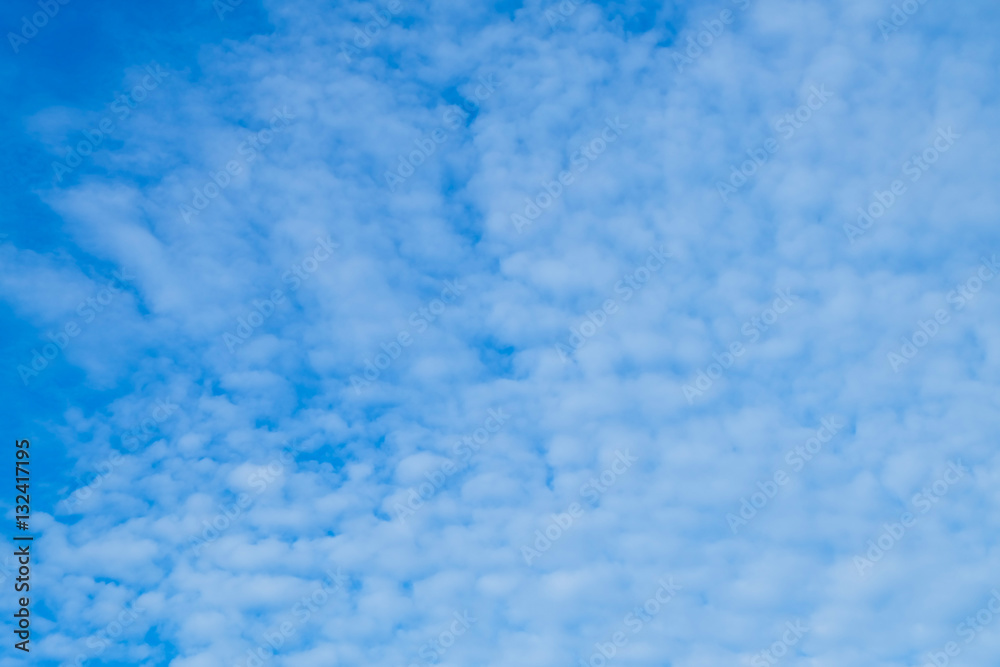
[2,0,1000,665]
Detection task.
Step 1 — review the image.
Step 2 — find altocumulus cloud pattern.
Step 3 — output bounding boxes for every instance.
[1,0,1000,665]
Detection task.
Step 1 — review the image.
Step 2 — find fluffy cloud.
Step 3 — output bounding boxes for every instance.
[3,0,1000,665]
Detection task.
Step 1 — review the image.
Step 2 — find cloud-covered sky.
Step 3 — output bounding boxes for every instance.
[3,0,1000,665]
